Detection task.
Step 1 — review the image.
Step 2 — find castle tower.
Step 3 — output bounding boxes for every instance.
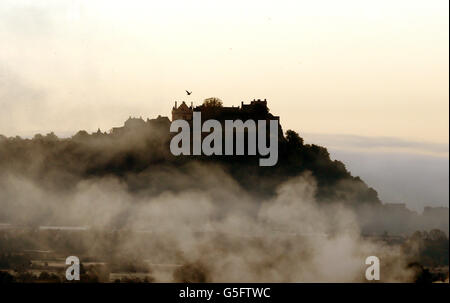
[172,101,193,121]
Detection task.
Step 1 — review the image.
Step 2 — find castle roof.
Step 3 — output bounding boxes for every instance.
[176,101,190,111]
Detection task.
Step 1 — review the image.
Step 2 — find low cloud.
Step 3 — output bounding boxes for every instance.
[0,166,417,282]
[302,133,449,157]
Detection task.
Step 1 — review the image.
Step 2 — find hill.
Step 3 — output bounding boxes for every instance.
[0,105,380,207]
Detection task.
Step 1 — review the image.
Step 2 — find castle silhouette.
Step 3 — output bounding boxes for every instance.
[171,99,280,122]
[108,99,282,138]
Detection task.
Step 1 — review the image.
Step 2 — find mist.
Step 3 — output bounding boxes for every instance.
[0,160,419,282]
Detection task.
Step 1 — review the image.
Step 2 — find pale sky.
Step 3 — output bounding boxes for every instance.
[1,0,449,146]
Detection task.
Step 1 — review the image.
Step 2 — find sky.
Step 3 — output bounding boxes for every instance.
[0,0,448,210]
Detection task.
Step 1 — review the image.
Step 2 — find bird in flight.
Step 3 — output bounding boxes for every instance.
[185,90,192,95]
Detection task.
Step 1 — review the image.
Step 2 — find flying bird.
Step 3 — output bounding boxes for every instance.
[185,90,192,95]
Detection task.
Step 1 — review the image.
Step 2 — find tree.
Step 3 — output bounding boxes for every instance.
[45,132,58,141]
[33,134,44,140]
[38,271,51,281]
[173,262,210,283]
[428,229,448,241]
[0,271,15,283]
[286,130,304,149]
[202,97,223,108]
[72,130,89,141]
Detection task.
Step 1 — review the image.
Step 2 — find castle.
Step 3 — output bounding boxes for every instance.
[109,115,170,136]
[171,99,279,122]
[108,99,280,136]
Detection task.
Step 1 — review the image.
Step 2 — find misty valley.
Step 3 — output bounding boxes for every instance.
[0,101,448,283]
